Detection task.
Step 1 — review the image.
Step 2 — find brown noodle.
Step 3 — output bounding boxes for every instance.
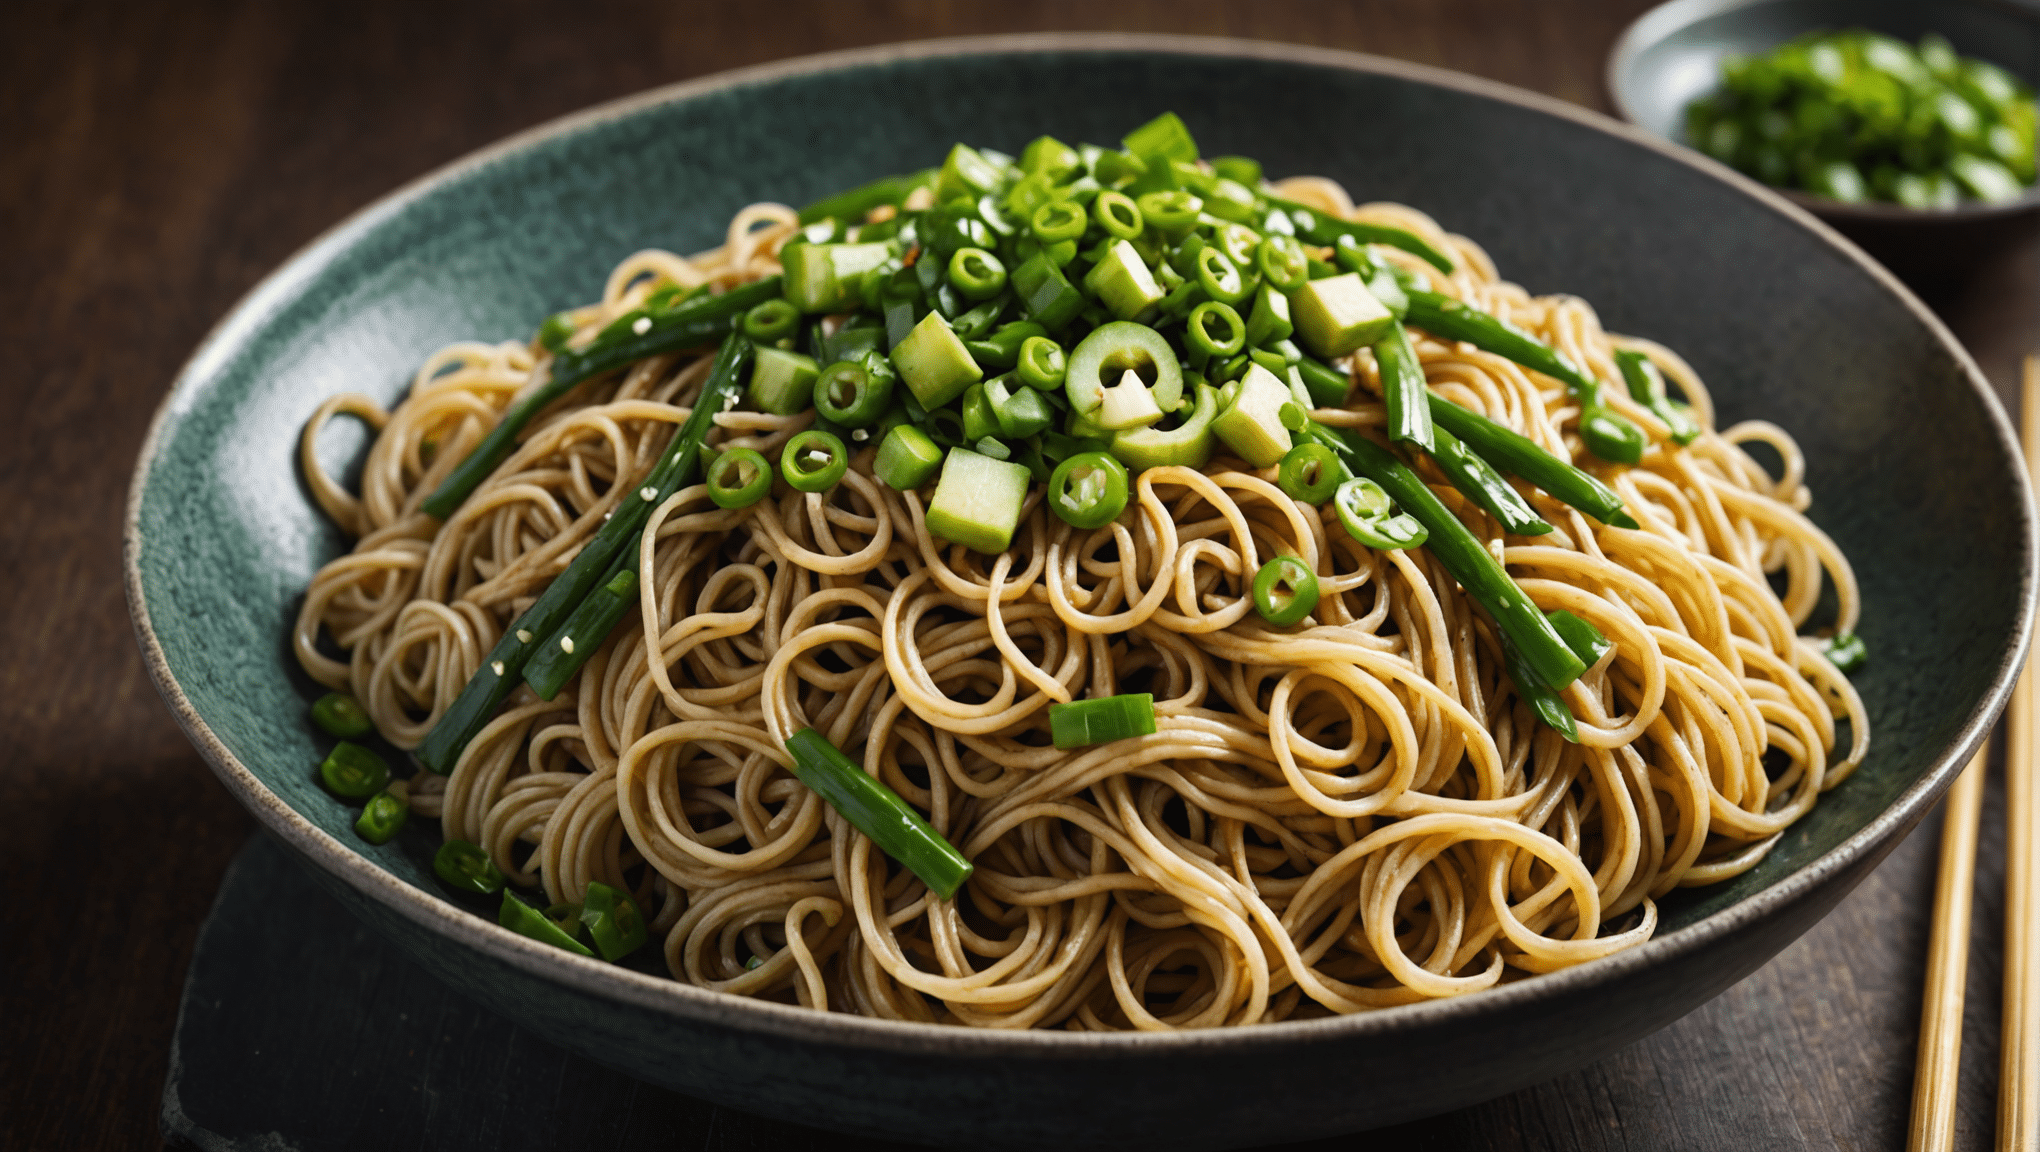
[294,180,1867,1028]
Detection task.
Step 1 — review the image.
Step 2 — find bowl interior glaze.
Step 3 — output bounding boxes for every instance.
[127,35,2033,1148]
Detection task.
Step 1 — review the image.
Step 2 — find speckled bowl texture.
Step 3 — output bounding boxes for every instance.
[126,35,2035,1150]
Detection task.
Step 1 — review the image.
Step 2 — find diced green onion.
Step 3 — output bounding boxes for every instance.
[1277,442,1341,504]
[1818,631,1869,673]
[1580,406,1647,465]
[1211,155,1262,186]
[784,728,974,900]
[925,447,1031,553]
[1048,450,1130,529]
[747,347,820,415]
[781,430,849,493]
[319,741,389,800]
[434,840,505,894]
[875,424,944,490]
[354,789,409,845]
[579,881,649,961]
[1049,693,1158,750]
[311,692,373,739]
[1123,112,1199,163]
[500,891,596,956]
[987,376,1055,438]
[705,446,773,509]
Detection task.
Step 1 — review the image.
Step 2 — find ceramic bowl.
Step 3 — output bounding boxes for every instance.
[125,34,2034,1150]
[1607,0,2040,289]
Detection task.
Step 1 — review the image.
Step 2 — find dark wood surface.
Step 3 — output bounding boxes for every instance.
[2,2,2032,1148]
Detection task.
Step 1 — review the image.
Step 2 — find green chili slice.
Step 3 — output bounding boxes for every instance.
[1333,477,1428,551]
[1186,301,1247,359]
[781,429,849,492]
[1277,442,1341,504]
[1256,235,1309,293]
[1252,556,1320,627]
[741,298,801,343]
[813,359,895,428]
[1047,450,1130,529]
[1194,245,1250,305]
[705,446,773,509]
[1031,200,1087,245]
[1092,190,1144,240]
[947,247,1008,302]
[1016,336,1067,390]
[319,741,389,800]
[1137,190,1202,239]
[434,839,505,894]
[311,692,373,739]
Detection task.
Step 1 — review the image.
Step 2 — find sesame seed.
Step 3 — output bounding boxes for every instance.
[490,660,505,676]
[851,428,868,441]
[640,486,658,501]
[631,316,652,336]
[516,629,532,643]
[560,637,575,654]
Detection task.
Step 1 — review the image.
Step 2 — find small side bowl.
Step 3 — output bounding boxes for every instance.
[1608,0,2040,289]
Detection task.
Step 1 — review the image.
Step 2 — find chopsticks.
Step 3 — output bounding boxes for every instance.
[1911,747,1989,1152]
[1910,355,2040,1152]
[2003,357,2040,1151]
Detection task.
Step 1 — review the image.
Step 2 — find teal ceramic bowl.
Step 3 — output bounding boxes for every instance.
[126,34,2034,1149]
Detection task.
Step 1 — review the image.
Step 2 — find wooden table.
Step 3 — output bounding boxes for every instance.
[3,3,2031,1147]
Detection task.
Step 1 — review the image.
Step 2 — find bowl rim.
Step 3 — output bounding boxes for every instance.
[126,30,2036,1058]
[1606,0,2040,223]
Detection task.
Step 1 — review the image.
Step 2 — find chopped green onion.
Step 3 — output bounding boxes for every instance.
[784,728,973,900]
[1049,693,1158,750]
[319,741,389,800]
[1193,245,1250,306]
[1137,190,1202,239]
[1031,200,1088,245]
[1547,609,1613,668]
[706,446,773,509]
[925,447,1031,553]
[434,840,505,894]
[1252,556,1320,627]
[1256,235,1309,293]
[747,346,820,415]
[1580,406,1647,465]
[537,311,577,352]
[1818,631,1869,673]
[781,430,849,493]
[311,692,373,739]
[1502,635,1579,742]
[500,891,595,956]
[579,881,649,961]
[523,563,637,701]
[354,789,409,845]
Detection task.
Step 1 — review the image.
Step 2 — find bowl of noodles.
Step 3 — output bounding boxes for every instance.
[124,33,2033,1150]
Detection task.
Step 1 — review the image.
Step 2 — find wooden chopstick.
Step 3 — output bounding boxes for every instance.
[2003,356,2040,1151]
[1912,747,1990,1152]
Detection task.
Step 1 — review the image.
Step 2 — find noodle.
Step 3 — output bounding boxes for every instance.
[294,181,1867,1030]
